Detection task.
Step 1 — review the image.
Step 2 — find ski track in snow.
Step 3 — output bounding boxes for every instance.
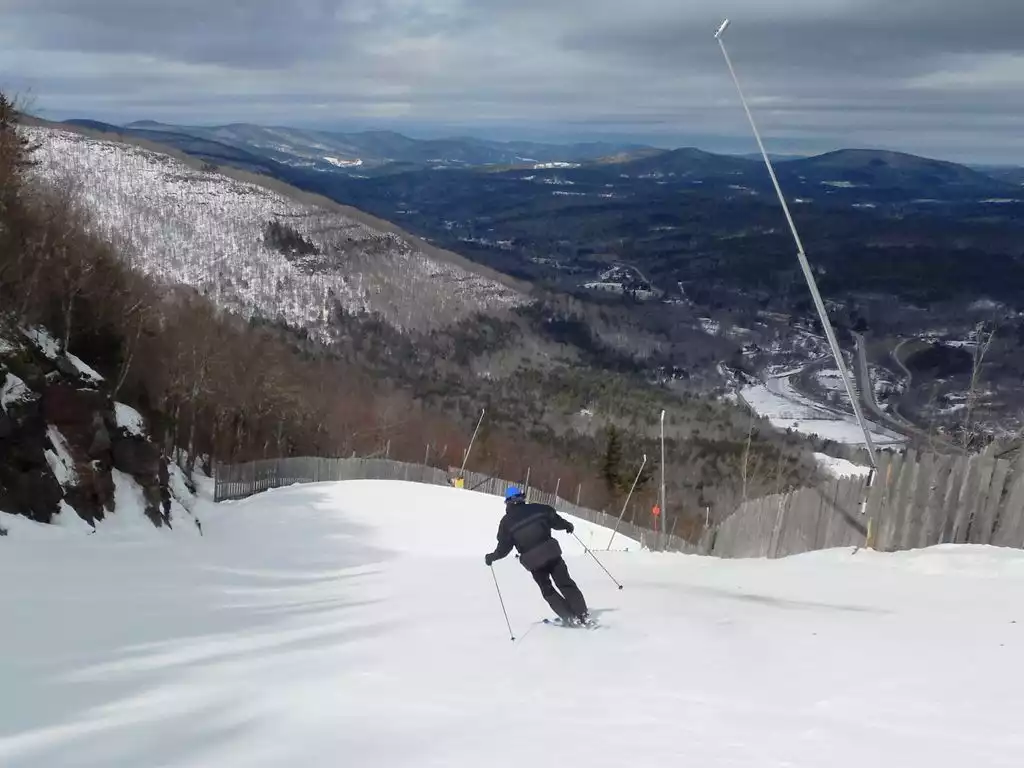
[2,480,1024,767]
[25,126,524,338]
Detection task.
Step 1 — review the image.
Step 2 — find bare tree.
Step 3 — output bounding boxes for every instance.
[961,320,997,448]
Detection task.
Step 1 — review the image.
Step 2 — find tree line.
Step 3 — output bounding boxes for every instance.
[0,96,606,497]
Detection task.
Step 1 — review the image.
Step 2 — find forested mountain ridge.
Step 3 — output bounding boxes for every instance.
[3,105,825,537]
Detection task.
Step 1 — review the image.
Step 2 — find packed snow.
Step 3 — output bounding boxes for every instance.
[114,402,147,437]
[322,156,363,168]
[21,325,61,359]
[814,452,873,478]
[3,478,1024,766]
[43,425,78,490]
[53,499,97,533]
[66,352,104,384]
[26,126,524,335]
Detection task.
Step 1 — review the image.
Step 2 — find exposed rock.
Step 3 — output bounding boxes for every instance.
[112,435,161,477]
[159,457,172,520]
[65,470,112,525]
[4,388,39,420]
[0,326,170,528]
[6,469,63,523]
[112,435,168,525]
[88,413,111,458]
[54,354,84,381]
[3,356,46,392]
[142,481,167,527]
[3,428,49,469]
[42,383,107,432]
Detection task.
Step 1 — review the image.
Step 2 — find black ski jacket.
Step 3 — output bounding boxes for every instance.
[489,499,573,571]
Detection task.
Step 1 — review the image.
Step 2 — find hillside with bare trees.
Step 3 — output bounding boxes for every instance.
[2,100,826,535]
[26,124,525,337]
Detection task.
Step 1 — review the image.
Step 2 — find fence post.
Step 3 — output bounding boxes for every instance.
[767,495,786,558]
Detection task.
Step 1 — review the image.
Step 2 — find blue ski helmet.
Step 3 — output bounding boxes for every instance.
[504,486,524,500]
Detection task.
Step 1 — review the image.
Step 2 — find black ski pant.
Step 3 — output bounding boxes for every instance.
[530,557,588,621]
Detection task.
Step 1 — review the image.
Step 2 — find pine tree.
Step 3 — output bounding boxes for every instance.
[0,91,38,308]
[601,425,623,499]
[0,92,31,216]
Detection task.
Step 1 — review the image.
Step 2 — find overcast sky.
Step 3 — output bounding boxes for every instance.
[2,0,1023,163]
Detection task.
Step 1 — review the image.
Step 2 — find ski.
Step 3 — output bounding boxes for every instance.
[542,617,601,630]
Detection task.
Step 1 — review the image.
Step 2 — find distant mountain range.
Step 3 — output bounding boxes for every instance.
[608,146,1020,200]
[64,119,657,175]
[61,118,1023,202]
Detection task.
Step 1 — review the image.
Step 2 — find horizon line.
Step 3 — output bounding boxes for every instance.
[34,111,1024,169]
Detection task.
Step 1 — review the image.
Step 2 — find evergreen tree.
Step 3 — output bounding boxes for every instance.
[0,93,34,219]
[600,425,623,498]
[632,455,653,492]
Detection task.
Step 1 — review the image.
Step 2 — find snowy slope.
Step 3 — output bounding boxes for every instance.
[25,126,523,335]
[3,480,1024,767]
[742,375,905,446]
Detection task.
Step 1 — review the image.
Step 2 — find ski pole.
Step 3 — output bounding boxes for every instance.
[490,565,516,641]
[573,532,624,590]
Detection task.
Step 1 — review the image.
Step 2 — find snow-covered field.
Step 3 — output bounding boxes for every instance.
[25,126,523,335]
[742,372,905,446]
[814,452,873,478]
[814,367,846,392]
[4,479,1024,766]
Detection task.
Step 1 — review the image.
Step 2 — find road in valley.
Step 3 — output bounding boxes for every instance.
[852,332,961,455]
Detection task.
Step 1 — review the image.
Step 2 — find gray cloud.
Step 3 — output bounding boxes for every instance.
[2,0,1023,162]
[3,0,364,67]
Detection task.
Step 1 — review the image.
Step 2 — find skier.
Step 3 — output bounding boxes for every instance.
[485,486,590,625]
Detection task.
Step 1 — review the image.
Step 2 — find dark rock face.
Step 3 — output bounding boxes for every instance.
[111,434,169,524]
[112,436,161,477]
[1,329,170,529]
[54,354,84,381]
[0,468,64,523]
[88,413,111,458]
[42,383,107,435]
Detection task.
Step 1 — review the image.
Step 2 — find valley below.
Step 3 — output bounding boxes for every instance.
[14,114,1024,538]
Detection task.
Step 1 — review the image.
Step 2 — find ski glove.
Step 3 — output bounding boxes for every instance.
[565,522,574,534]
[485,553,495,566]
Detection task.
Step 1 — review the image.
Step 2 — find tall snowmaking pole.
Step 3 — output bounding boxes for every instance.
[713,19,878,470]
[659,410,667,548]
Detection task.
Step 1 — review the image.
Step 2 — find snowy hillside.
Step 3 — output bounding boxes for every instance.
[3,478,1023,767]
[26,126,524,336]
[741,371,904,446]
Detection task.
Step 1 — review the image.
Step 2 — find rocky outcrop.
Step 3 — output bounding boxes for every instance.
[0,324,172,528]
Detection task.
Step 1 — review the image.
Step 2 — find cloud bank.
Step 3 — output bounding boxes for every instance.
[2,0,1022,162]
